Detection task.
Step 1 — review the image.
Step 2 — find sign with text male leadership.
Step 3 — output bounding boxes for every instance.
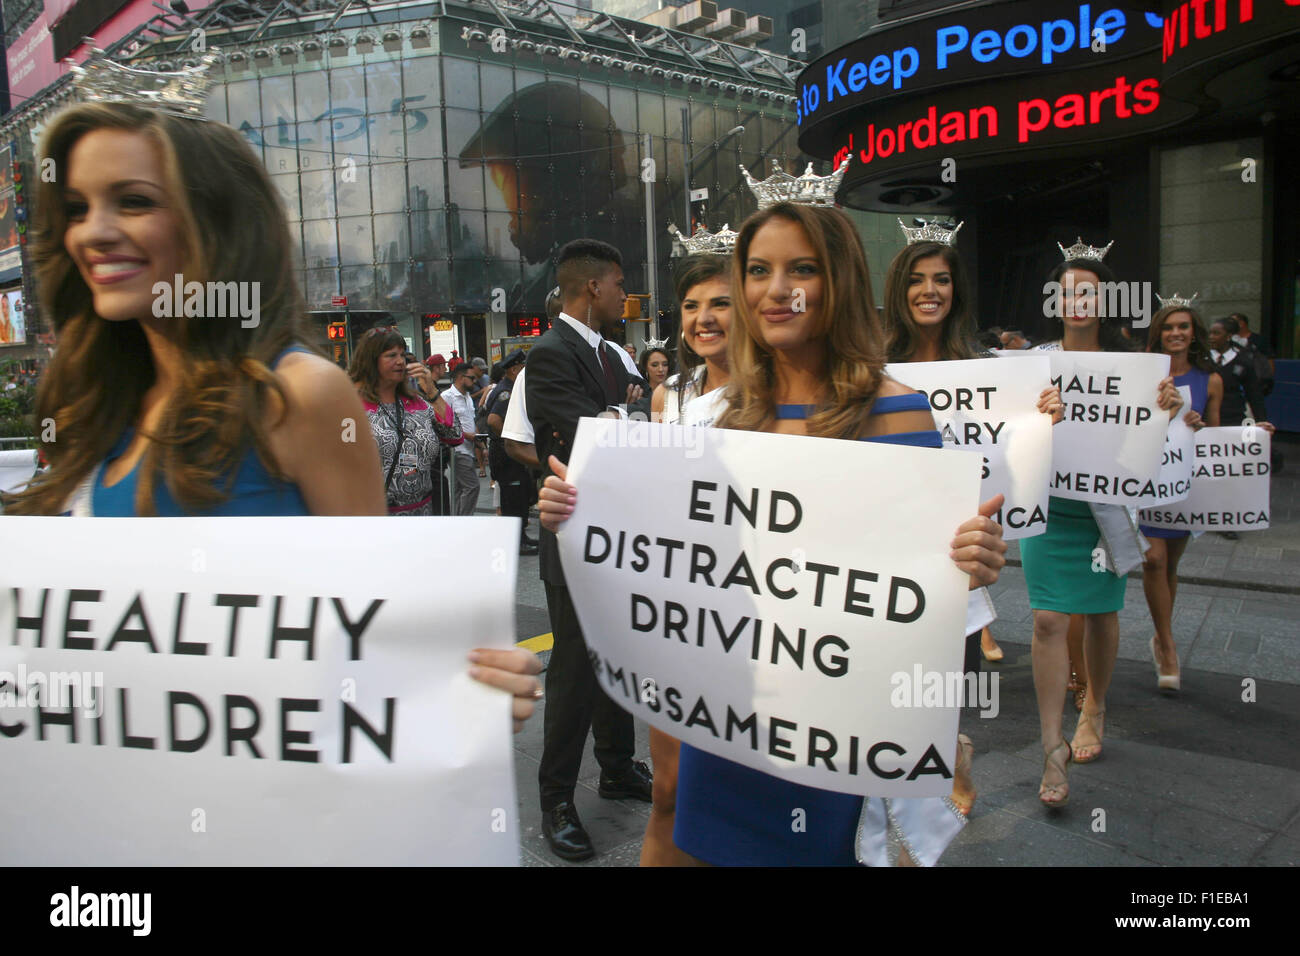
[0,517,521,866]
[886,356,1053,540]
[1046,350,1170,506]
[1138,427,1271,532]
[559,418,982,797]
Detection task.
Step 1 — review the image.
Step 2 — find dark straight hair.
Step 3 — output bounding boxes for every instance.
[1044,257,1132,352]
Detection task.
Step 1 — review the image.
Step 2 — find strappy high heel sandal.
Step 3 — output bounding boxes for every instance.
[1067,666,1087,712]
[1072,709,1106,764]
[1039,739,1072,808]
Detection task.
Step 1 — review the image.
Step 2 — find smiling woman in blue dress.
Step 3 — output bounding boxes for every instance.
[1138,302,1222,692]
[3,93,541,728]
[537,202,1009,865]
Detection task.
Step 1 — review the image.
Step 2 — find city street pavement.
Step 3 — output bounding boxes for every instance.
[479,435,1300,866]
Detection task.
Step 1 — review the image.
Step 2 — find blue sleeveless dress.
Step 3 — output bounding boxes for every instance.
[673,393,943,866]
[1138,367,1210,541]
[89,347,311,517]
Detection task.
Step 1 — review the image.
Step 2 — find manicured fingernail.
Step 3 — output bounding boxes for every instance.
[468,665,483,679]
[468,650,483,662]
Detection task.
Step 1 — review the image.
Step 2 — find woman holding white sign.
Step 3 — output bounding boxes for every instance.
[641,254,735,866]
[539,201,1009,866]
[5,82,542,728]
[1137,301,1222,691]
[1022,245,1181,806]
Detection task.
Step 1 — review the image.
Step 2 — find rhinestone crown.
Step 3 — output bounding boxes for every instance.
[739,155,850,210]
[897,217,963,246]
[68,43,220,119]
[1057,237,1115,262]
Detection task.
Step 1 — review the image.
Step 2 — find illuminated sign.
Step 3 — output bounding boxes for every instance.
[327,322,347,340]
[1161,0,1300,74]
[797,3,1164,136]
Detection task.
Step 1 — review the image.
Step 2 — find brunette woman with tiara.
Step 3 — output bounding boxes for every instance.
[880,219,1066,818]
[4,56,541,727]
[1138,297,1223,692]
[652,254,733,426]
[538,199,1009,865]
[1021,241,1182,807]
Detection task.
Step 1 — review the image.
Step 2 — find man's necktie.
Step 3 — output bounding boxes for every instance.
[596,343,617,404]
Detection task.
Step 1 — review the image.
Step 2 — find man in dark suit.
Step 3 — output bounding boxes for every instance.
[525,239,652,861]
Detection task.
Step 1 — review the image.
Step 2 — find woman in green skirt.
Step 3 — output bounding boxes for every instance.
[1023,246,1181,808]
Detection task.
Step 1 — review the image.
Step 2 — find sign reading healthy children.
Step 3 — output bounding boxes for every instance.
[0,517,524,866]
[554,417,983,798]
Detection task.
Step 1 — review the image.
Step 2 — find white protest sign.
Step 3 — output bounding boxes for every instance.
[0,516,521,865]
[1047,351,1171,505]
[559,418,981,798]
[1137,427,1271,531]
[886,357,1053,540]
[1134,385,1194,508]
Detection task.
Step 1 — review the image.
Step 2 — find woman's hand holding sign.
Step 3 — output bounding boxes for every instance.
[953,494,1008,589]
[539,455,577,532]
[468,648,544,733]
[1037,385,1065,425]
[1157,375,1184,420]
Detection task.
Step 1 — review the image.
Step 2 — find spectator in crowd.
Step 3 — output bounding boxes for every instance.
[441,363,481,515]
[425,352,449,389]
[1209,318,1272,428]
[1227,313,1274,391]
[999,329,1032,350]
[349,328,447,516]
[487,349,536,554]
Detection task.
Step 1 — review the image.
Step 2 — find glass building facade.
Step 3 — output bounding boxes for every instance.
[1,3,810,365]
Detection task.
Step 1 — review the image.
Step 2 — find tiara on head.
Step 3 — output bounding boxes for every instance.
[668,222,738,256]
[1155,291,1199,309]
[645,336,670,350]
[740,155,850,210]
[1057,237,1114,262]
[68,43,221,120]
[898,218,963,246]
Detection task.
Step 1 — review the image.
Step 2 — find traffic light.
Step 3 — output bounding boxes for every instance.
[327,322,347,340]
[622,294,650,320]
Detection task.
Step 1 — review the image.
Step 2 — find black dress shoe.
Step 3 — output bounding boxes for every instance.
[542,802,594,861]
[598,759,653,802]
[521,533,538,547]
[519,541,539,556]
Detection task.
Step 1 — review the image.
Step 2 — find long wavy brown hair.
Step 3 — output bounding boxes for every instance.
[882,241,978,362]
[1147,304,1215,372]
[4,102,310,515]
[350,328,418,404]
[716,202,886,439]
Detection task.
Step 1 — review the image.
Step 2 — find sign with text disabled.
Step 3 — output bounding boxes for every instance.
[559,418,981,797]
[0,517,521,865]
[887,356,1054,540]
[1138,427,1271,532]
[1047,350,1171,505]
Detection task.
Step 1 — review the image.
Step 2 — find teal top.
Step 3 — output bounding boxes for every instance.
[90,346,311,517]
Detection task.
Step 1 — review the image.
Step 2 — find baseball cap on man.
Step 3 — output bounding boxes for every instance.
[471,357,489,371]
[426,353,447,367]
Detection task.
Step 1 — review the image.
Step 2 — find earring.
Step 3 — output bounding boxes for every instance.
[586,302,592,325]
